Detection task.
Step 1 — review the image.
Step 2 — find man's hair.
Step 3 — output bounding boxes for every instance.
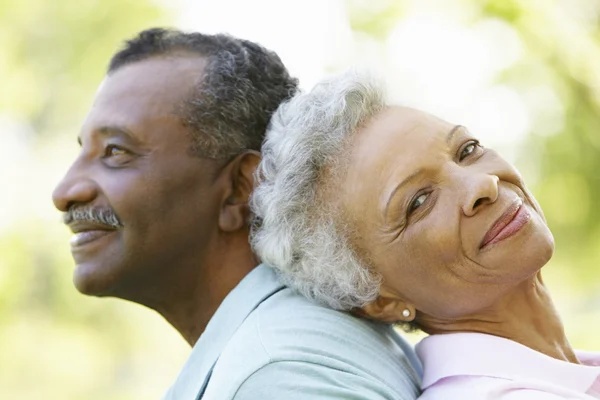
[108,28,299,159]
[250,70,386,311]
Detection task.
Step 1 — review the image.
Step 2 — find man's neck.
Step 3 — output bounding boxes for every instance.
[420,272,579,363]
[146,233,258,346]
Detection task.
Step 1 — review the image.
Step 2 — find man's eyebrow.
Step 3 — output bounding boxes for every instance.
[446,125,464,144]
[77,125,139,147]
[383,168,425,219]
[98,126,138,140]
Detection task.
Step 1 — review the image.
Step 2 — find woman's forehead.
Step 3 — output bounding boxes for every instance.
[342,108,456,214]
[350,106,457,169]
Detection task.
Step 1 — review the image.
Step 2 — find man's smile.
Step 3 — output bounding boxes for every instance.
[68,221,119,248]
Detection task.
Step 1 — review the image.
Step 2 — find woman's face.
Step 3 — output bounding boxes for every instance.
[342,106,554,322]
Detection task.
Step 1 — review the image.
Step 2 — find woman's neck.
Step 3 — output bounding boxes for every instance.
[419,272,579,363]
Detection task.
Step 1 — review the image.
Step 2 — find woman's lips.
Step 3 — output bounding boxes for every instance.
[480,199,531,249]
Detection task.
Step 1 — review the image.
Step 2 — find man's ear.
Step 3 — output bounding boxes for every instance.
[218,150,261,233]
[354,286,416,323]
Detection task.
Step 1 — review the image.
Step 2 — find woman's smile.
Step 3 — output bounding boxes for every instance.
[480,198,532,250]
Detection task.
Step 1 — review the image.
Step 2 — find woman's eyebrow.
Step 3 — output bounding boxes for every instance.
[382,125,466,220]
[383,168,425,220]
[446,125,465,144]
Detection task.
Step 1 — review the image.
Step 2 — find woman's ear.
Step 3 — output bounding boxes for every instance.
[355,286,416,323]
[218,150,261,233]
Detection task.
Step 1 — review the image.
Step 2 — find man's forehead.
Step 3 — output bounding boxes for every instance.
[95,78,108,96]
[97,56,206,104]
[84,57,206,128]
[79,57,208,143]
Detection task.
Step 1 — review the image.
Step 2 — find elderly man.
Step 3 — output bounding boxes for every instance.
[52,28,421,399]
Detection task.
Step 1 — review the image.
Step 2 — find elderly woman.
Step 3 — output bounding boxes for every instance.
[250,70,600,399]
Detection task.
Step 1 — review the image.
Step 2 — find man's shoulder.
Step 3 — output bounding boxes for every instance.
[249,288,404,359]
[206,288,420,399]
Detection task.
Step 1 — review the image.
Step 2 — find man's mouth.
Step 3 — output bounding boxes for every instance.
[70,230,116,247]
[480,198,531,249]
[68,221,118,248]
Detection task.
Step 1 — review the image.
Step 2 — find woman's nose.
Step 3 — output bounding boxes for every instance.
[461,173,499,217]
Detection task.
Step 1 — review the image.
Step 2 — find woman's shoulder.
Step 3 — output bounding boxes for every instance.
[577,350,600,367]
[418,333,600,400]
[419,375,582,399]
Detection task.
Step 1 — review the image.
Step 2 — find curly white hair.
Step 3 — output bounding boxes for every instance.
[250,70,387,310]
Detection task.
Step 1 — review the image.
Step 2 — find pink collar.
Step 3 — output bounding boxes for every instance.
[416,332,600,393]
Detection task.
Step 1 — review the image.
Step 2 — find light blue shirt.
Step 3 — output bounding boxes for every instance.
[162,264,422,399]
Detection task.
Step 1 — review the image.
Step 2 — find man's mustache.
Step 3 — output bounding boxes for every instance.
[63,205,123,228]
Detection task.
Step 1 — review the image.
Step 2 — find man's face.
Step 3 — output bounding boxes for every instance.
[53,56,224,298]
[343,107,554,321]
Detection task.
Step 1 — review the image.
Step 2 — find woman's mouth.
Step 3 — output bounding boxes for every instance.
[480,199,531,249]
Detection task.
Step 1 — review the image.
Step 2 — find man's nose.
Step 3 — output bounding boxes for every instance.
[52,162,98,212]
[461,172,499,217]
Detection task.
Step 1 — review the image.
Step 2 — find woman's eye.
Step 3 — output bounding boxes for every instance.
[459,141,480,161]
[408,193,429,214]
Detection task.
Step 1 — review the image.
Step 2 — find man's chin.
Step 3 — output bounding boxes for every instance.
[73,263,119,297]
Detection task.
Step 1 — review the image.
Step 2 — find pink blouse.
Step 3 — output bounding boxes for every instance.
[416,332,600,399]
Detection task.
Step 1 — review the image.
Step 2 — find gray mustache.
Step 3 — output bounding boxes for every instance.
[63,206,122,228]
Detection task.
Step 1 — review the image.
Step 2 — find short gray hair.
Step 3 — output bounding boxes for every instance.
[250,70,387,310]
[109,28,299,159]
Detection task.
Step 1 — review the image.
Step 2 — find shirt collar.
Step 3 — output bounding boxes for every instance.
[167,264,285,399]
[417,333,600,393]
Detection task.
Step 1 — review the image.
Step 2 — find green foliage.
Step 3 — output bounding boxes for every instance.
[481,0,523,23]
[346,0,408,39]
[0,0,170,133]
[480,0,600,290]
[0,1,186,399]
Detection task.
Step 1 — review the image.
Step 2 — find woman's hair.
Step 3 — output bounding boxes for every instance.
[250,69,387,310]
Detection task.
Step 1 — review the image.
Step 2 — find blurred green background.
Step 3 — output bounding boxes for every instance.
[1,0,598,398]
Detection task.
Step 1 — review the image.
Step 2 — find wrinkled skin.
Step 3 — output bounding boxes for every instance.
[346,107,576,362]
[53,56,258,344]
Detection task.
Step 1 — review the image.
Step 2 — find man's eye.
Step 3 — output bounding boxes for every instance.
[408,193,429,215]
[459,140,480,161]
[105,145,128,157]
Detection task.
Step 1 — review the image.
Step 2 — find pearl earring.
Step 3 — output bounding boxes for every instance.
[402,309,411,318]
